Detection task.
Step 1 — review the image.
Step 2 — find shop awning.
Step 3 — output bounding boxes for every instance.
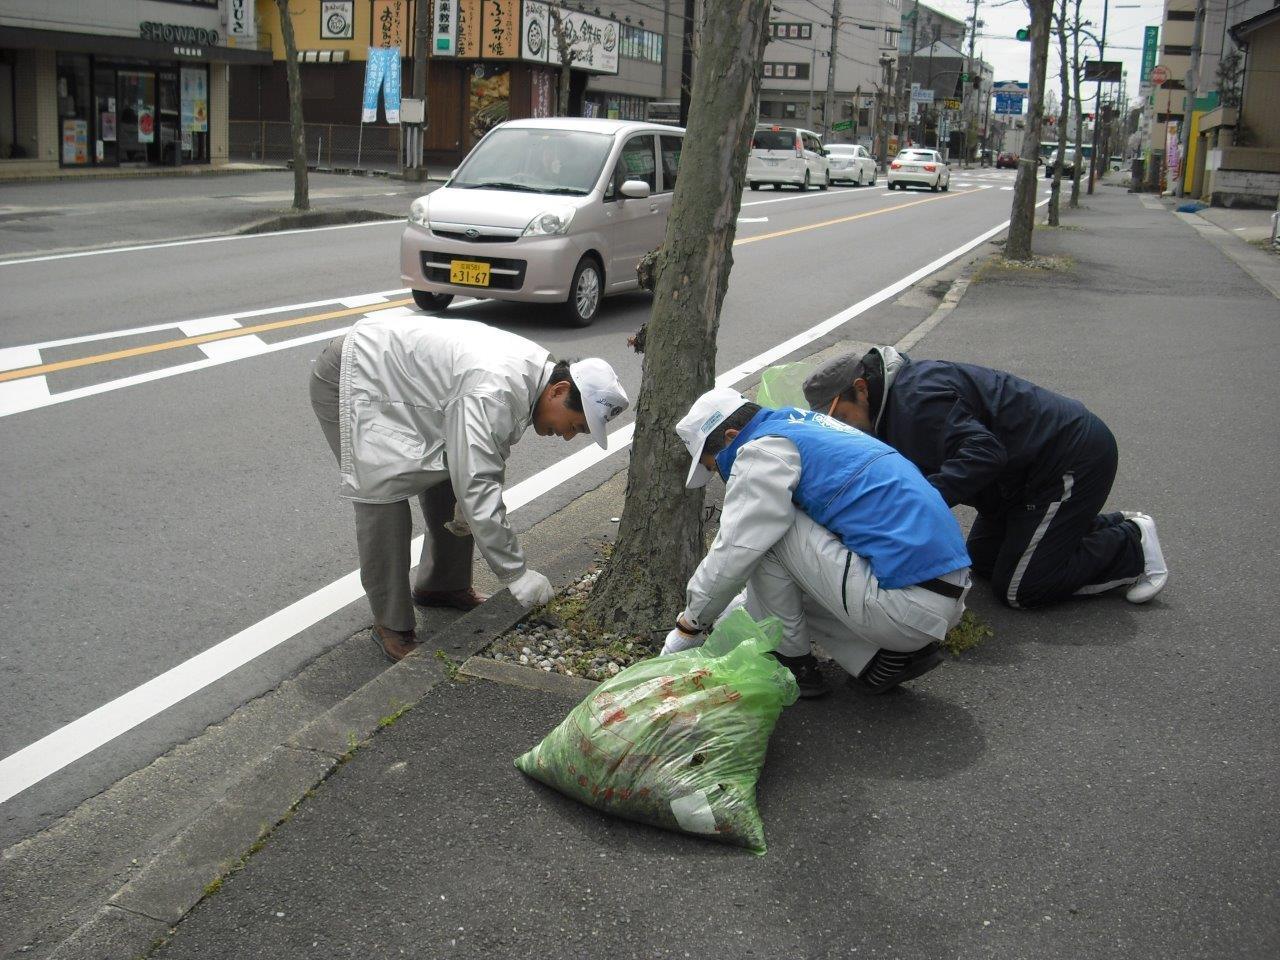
[0,26,272,65]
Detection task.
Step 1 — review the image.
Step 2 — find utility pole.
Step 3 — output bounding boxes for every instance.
[823,0,841,138]
[965,0,980,167]
[904,0,920,145]
[406,0,431,175]
[1175,0,1205,196]
[1086,0,1108,194]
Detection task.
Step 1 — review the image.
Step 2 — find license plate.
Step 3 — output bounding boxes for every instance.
[903,164,919,171]
[449,259,490,287]
[763,158,778,166]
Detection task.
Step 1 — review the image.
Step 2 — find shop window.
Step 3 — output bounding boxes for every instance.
[56,54,92,166]
[0,51,16,159]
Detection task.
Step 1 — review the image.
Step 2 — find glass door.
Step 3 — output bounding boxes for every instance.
[94,65,118,165]
[158,70,180,165]
[116,70,156,164]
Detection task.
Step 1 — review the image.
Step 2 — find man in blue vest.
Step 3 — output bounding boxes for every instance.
[802,348,1166,608]
[661,387,973,697]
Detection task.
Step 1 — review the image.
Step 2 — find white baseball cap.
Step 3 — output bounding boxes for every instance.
[569,358,629,449]
[675,387,751,488]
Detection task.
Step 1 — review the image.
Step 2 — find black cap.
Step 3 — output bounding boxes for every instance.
[802,353,864,412]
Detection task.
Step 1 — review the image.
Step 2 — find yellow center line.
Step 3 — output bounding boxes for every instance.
[2,187,986,385]
[733,186,983,246]
[0,298,414,384]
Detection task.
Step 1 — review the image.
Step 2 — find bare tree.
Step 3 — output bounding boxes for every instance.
[548,7,577,117]
[1005,0,1052,261]
[1048,0,1069,226]
[584,0,773,639]
[1069,0,1084,208]
[274,0,309,211]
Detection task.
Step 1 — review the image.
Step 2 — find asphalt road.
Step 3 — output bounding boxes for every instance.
[0,168,1037,847]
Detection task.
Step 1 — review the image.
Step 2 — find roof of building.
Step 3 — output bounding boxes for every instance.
[1229,4,1280,43]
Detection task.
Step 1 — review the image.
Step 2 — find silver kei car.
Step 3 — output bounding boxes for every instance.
[400,118,685,327]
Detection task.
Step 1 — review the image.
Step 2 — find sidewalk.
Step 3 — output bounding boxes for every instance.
[19,189,1280,960]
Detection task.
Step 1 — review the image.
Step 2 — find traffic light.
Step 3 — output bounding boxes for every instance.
[1016,27,1029,41]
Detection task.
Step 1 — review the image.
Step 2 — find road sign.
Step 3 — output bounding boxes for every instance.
[1083,59,1123,83]
[944,98,961,110]
[992,80,1029,95]
[1150,64,1170,86]
[831,119,853,131]
[911,87,935,104]
[1141,26,1159,82]
[994,92,1024,115]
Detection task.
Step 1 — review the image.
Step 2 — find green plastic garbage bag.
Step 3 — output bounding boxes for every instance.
[756,362,813,411]
[515,609,799,854]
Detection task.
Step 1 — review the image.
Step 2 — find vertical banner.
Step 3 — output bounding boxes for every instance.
[1141,26,1159,84]
[228,0,257,44]
[180,68,208,132]
[382,49,401,123]
[371,0,409,53]
[362,47,388,122]
[434,0,457,54]
[530,68,552,117]
[521,0,549,62]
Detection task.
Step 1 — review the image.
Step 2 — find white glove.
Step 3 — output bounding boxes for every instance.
[661,624,705,656]
[507,568,554,607]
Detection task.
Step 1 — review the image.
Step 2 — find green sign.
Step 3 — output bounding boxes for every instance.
[1141,25,1159,82]
[960,73,969,82]
[831,119,853,131]
[1016,27,1029,41]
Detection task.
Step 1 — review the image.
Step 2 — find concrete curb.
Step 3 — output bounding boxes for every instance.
[237,208,404,235]
[459,656,600,700]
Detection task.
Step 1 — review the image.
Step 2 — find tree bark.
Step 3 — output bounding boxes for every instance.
[1005,0,1052,261]
[1069,0,1084,208]
[1048,0,1069,226]
[275,0,309,211]
[584,0,772,641]
[550,8,573,117]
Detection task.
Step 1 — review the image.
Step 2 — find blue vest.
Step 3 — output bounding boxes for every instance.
[715,408,970,589]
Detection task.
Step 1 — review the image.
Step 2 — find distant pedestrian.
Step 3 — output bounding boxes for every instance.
[310,317,628,661]
[803,347,1166,608]
[662,388,972,697]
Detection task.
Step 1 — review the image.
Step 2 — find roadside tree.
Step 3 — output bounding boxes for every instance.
[549,8,577,117]
[1048,0,1070,226]
[275,0,310,211]
[583,0,773,639]
[1006,0,1052,261]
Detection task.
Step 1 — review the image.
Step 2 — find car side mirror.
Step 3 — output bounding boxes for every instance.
[620,179,651,200]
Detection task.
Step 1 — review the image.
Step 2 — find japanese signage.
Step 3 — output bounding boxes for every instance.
[140,22,219,46]
[994,93,1023,115]
[530,67,553,117]
[434,0,457,54]
[521,0,548,61]
[458,0,482,57]
[482,0,519,59]
[321,1,354,40]
[362,47,402,122]
[1141,26,1159,84]
[180,67,208,132]
[371,0,408,52]
[228,0,256,43]
[62,119,88,164]
[540,4,619,74]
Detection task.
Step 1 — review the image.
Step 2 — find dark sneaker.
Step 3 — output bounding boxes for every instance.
[772,652,831,699]
[854,642,944,695]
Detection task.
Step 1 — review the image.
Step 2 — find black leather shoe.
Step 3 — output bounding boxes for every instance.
[412,587,489,611]
[771,651,831,699]
[373,625,419,662]
[854,642,944,694]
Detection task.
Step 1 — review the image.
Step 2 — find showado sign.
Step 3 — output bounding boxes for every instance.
[140,21,220,46]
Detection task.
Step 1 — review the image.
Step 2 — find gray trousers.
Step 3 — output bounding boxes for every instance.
[310,337,474,633]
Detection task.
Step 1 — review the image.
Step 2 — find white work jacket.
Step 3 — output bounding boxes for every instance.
[338,316,552,584]
[685,436,802,627]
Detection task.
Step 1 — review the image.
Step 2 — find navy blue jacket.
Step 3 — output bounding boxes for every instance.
[873,352,1098,511]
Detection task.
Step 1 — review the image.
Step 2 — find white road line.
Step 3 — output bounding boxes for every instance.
[737,217,769,223]
[740,188,888,208]
[0,219,407,268]
[198,335,269,362]
[0,213,1021,805]
[0,344,42,372]
[0,374,50,418]
[180,317,243,337]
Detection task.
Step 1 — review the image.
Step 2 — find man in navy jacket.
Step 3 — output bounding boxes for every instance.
[803,348,1167,608]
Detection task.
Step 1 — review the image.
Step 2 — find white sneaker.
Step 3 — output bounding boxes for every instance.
[1125,513,1168,603]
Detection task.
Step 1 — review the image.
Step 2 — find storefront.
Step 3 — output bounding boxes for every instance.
[0,1,270,175]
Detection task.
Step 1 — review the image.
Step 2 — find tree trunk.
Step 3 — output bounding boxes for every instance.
[275,0,309,212]
[1048,0,1069,226]
[1069,0,1084,208]
[584,0,772,641]
[550,8,573,117]
[1005,0,1052,261]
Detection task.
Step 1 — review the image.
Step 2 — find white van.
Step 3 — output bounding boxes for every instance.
[746,125,830,191]
[401,118,684,327]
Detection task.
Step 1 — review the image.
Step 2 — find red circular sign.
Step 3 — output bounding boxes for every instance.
[1150,65,1170,86]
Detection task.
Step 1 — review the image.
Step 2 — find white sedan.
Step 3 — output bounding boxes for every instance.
[825,144,878,186]
[887,149,951,192]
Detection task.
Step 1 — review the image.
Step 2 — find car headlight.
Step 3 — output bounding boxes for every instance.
[408,197,429,226]
[522,208,575,237]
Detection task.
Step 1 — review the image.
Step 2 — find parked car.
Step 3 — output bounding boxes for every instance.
[401,118,684,327]
[746,125,830,191]
[1044,147,1080,179]
[1108,155,1125,172]
[995,151,1019,169]
[824,143,878,186]
[887,149,950,191]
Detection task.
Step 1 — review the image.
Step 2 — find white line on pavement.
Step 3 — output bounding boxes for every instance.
[0,219,408,267]
[0,215,1019,805]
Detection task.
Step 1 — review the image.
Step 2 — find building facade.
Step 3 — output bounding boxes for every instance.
[0,0,270,176]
